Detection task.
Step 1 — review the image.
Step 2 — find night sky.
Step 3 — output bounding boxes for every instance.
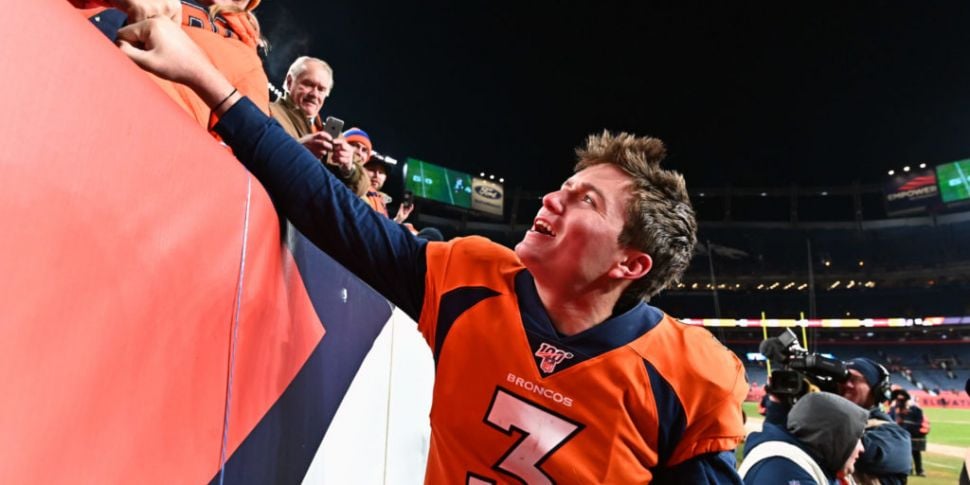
[257,2,970,193]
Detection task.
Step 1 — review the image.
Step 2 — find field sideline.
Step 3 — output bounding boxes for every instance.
[741,402,970,484]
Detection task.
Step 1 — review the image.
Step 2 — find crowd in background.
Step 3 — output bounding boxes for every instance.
[74,0,437,240]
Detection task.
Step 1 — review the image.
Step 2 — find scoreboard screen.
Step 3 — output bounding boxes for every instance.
[936,159,970,203]
[403,158,472,209]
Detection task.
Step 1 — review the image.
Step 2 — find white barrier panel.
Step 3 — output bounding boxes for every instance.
[307,308,434,484]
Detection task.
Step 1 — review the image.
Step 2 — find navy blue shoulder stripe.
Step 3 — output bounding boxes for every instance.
[86,9,127,42]
[644,359,687,470]
[434,287,500,365]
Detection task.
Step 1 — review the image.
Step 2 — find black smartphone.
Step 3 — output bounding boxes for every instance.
[402,190,414,207]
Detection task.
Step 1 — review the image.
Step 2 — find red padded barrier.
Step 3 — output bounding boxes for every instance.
[0,2,323,482]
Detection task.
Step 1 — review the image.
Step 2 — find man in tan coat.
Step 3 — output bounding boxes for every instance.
[270,56,367,195]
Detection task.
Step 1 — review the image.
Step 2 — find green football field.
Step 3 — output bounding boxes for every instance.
[740,402,970,484]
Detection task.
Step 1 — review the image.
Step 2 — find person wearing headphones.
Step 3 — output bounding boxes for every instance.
[763,357,912,484]
[836,358,913,484]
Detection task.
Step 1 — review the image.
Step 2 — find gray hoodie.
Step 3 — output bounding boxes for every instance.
[787,392,868,474]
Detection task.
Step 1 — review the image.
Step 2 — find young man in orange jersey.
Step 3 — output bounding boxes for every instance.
[119,17,748,483]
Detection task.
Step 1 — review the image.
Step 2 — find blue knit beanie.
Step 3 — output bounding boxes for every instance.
[846,358,881,388]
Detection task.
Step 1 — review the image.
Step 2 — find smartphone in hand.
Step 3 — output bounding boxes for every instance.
[323,116,344,139]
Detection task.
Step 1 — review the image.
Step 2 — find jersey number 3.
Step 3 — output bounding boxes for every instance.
[467,387,583,485]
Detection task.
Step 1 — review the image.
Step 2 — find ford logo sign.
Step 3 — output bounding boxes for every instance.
[475,185,502,199]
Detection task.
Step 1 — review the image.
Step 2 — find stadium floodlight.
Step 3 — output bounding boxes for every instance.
[919,163,926,169]
[698,192,705,197]
[768,282,780,289]
[499,178,504,183]
[797,283,808,290]
[489,175,495,180]
[888,170,895,176]
[756,284,764,290]
[480,172,485,177]
[820,191,828,196]
[823,260,831,267]
[858,260,864,267]
[760,192,767,197]
[847,280,856,289]
[691,282,698,289]
[903,166,911,172]
[830,280,841,289]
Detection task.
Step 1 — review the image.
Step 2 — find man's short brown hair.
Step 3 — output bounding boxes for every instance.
[575,131,697,302]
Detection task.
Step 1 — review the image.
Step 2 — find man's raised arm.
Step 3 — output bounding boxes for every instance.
[117,17,427,318]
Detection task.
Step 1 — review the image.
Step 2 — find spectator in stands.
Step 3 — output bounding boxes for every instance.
[270,56,338,157]
[81,0,270,134]
[888,389,927,477]
[359,138,413,224]
[339,127,378,197]
[118,20,750,481]
[268,56,358,192]
[341,128,437,238]
[740,392,867,484]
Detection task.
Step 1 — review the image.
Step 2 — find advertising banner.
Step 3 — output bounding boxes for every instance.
[884,169,938,216]
[471,177,505,217]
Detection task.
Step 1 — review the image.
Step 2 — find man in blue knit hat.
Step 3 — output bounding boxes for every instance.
[837,357,912,484]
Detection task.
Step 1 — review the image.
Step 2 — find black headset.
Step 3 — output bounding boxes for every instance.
[872,362,892,403]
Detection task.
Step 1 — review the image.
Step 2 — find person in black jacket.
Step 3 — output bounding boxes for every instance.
[888,389,926,477]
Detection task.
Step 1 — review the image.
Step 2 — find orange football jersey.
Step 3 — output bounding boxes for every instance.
[418,237,747,484]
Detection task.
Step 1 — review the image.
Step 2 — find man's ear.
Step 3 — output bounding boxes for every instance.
[610,250,652,281]
[283,74,293,93]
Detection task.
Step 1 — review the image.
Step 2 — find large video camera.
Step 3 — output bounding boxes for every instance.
[760,329,848,401]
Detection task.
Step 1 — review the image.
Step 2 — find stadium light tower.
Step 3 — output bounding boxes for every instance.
[888,170,895,176]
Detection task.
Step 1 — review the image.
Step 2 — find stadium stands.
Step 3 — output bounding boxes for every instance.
[412,182,970,318]
[719,325,970,403]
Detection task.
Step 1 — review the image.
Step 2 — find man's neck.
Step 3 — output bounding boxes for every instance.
[533,279,625,336]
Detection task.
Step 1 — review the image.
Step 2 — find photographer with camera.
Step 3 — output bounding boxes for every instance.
[740,392,867,484]
[888,389,927,477]
[761,332,912,484]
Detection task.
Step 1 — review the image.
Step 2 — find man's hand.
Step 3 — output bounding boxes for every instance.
[298,132,337,159]
[117,18,234,108]
[393,202,414,223]
[331,138,354,172]
[111,0,181,22]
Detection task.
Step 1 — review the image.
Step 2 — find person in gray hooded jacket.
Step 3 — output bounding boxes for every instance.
[740,392,868,485]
